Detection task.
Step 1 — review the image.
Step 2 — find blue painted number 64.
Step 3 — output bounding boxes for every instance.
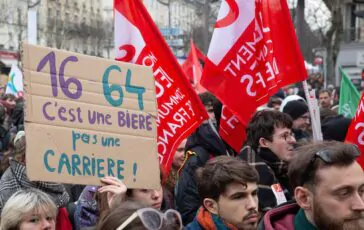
[103,65,146,110]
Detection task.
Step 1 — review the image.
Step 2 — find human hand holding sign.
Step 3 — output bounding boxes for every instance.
[98,177,127,208]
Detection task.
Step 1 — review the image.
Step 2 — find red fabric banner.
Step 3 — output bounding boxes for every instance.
[203,0,307,149]
[219,105,246,152]
[114,0,208,172]
[182,40,206,94]
[346,94,364,169]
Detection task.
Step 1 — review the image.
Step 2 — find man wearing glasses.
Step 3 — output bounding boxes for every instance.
[259,141,364,230]
[240,110,296,213]
[282,100,311,143]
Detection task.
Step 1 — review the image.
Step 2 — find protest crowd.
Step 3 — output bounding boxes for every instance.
[1,0,364,230]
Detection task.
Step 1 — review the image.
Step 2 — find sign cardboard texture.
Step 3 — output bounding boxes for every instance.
[22,43,160,189]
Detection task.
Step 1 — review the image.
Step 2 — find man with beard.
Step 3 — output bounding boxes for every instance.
[186,156,260,230]
[259,141,364,230]
[282,100,311,143]
[318,89,332,109]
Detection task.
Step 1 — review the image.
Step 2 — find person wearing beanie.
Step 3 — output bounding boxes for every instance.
[279,95,306,112]
[322,115,351,142]
[283,100,311,143]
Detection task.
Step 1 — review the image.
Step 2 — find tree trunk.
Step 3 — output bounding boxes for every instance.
[325,42,334,85]
[296,0,305,45]
[202,0,210,53]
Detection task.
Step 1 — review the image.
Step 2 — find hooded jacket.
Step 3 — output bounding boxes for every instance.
[258,202,317,230]
[175,120,235,225]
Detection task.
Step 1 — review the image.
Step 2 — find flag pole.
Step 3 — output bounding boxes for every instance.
[303,80,323,141]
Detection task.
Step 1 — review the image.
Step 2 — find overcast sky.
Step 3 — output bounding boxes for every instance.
[107,0,331,31]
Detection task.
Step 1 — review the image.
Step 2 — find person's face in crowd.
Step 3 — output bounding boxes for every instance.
[205,102,215,122]
[172,139,187,169]
[5,97,16,107]
[19,210,56,230]
[319,92,331,108]
[261,126,296,162]
[131,187,164,210]
[293,112,310,130]
[287,88,295,96]
[303,162,364,229]
[213,182,259,230]
[272,103,281,111]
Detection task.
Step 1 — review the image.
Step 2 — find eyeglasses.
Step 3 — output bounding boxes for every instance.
[117,208,183,230]
[299,115,310,120]
[280,132,295,141]
[300,145,360,186]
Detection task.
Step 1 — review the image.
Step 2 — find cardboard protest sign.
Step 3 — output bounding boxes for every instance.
[22,43,160,189]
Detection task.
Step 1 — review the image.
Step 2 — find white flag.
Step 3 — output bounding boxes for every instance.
[6,64,23,97]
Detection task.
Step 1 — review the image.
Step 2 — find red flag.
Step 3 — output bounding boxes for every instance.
[202,0,307,148]
[182,40,206,93]
[114,0,208,172]
[220,106,246,152]
[345,94,364,169]
[195,44,206,63]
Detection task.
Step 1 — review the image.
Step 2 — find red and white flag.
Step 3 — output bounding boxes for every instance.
[219,105,246,151]
[114,0,208,172]
[202,0,307,149]
[346,94,364,169]
[182,40,206,94]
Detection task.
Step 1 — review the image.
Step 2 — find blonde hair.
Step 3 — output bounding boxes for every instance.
[0,189,58,230]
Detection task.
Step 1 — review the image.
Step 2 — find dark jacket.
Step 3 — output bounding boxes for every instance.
[239,146,292,213]
[0,125,10,152]
[292,129,310,144]
[175,120,235,225]
[258,202,317,230]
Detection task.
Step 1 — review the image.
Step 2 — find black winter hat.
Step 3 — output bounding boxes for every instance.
[322,115,351,142]
[283,100,309,120]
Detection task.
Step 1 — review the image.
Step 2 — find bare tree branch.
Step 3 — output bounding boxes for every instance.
[156,0,170,6]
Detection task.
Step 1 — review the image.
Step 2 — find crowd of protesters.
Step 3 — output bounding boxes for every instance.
[0,77,362,230]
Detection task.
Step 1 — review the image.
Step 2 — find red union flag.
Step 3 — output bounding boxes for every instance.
[114,0,208,172]
[346,94,364,169]
[202,0,307,126]
[181,40,206,94]
[219,106,246,152]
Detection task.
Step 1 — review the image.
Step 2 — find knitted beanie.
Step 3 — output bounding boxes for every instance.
[283,100,309,120]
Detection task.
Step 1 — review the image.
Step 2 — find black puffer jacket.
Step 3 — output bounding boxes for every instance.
[175,120,235,225]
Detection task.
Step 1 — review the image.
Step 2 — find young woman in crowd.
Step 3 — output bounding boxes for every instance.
[0,188,58,230]
[74,172,166,229]
[97,201,183,230]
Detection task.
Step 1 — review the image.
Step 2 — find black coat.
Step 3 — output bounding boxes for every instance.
[0,126,10,152]
[175,120,234,225]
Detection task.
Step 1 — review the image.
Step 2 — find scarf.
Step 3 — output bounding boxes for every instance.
[258,147,288,178]
[196,207,238,230]
[240,146,291,212]
[0,160,70,211]
[258,147,292,198]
